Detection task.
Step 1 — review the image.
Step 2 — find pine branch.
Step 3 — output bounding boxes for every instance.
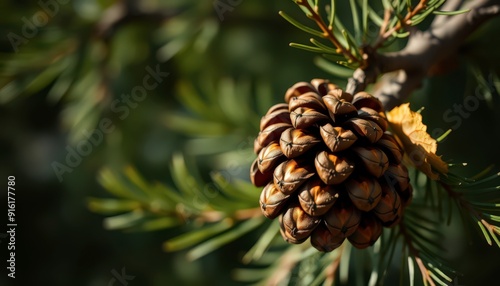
[346,0,500,109]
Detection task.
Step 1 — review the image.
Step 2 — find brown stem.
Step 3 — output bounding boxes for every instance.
[415,256,436,286]
[346,63,377,95]
[378,9,392,39]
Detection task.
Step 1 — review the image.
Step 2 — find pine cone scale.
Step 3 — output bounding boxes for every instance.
[279,128,320,158]
[273,159,314,195]
[320,124,357,152]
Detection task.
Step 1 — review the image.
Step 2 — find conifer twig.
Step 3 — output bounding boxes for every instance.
[346,0,500,109]
[295,0,362,66]
[373,0,429,49]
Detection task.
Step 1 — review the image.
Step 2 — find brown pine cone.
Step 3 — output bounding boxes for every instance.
[251,79,412,252]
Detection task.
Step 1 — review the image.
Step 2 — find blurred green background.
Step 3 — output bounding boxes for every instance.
[1,0,499,285]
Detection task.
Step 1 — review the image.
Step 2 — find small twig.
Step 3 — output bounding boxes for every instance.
[481,219,498,235]
[374,0,429,49]
[415,257,436,286]
[296,0,362,65]
[378,9,392,39]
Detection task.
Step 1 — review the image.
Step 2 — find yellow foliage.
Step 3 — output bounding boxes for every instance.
[386,103,448,180]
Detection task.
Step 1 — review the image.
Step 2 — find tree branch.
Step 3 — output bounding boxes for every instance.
[346,0,500,110]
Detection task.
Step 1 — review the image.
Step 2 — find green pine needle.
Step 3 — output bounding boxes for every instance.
[328,0,336,28]
[477,219,493,246]
[349,0,361,42]
[242,221,279,264]
[310,38,341,54]
[87,198,142,215]
[436,129,452,142]
[290,42,327,53]
[103,210,146,230]
[279,11,325,38]
[163,218,234,252]
[319,53,352,63]
[433,9,470,16]
[187,216,264,261]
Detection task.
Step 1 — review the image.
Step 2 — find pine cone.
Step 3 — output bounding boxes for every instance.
[251,79,412,252]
